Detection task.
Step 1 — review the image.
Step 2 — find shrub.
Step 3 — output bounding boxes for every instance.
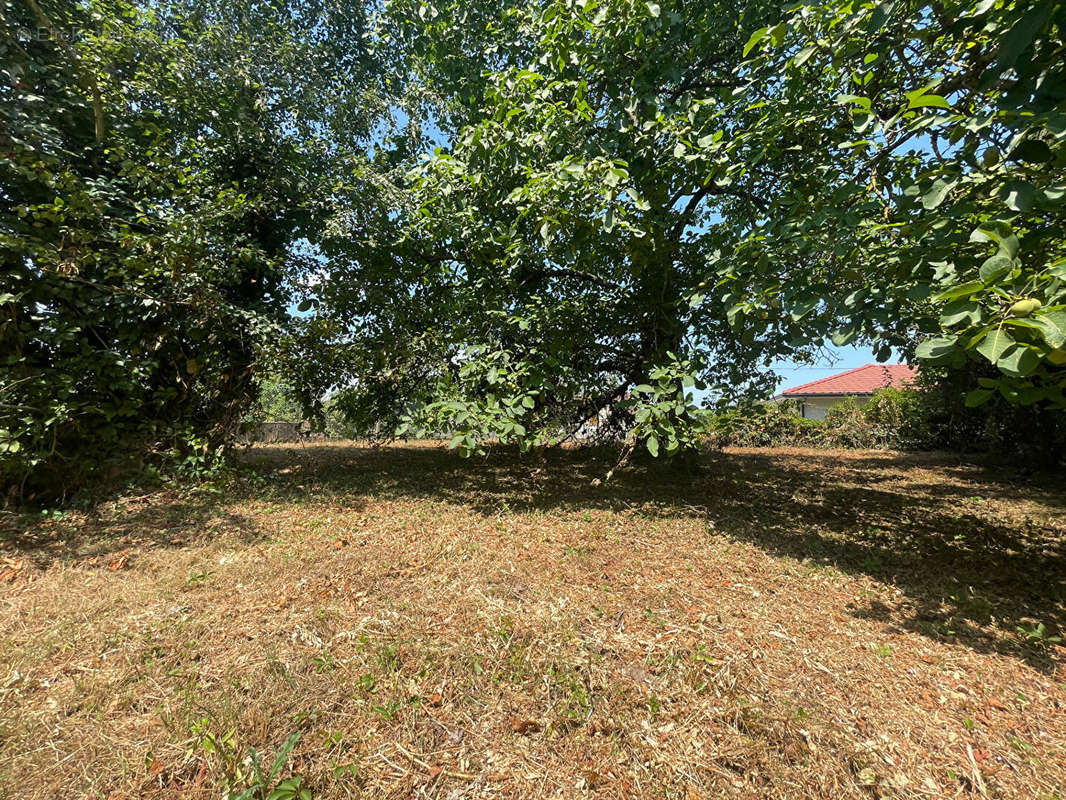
[706,401,825,448]
[707,373,1065,466]
[909,365,1066,467]
[707,387,926,453]
[822,398,876,449]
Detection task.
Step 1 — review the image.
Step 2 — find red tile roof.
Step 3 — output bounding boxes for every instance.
[781,363,917,397]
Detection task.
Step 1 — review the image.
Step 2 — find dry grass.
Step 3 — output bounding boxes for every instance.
[1,442,1064,800]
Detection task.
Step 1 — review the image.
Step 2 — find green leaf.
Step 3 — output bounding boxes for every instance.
[933,280,983,302]
[831,326,857,346]
[843,289,865,309]
[793,45,816,67]
[939,300,979,327]
[789,297,819,321]
[267,733,301,782]
[964,388,994,407]
[645,2,660,18]
[1001,180,1035,211]
[915,336,956,361]
[997,344,1040,377]
[922,178,954,210]
[267,777,306,800]
[995,4,1053,71]
[979,255,1013,282]
[976,327,1016,364]
[625,188,651,211]
[836,94,872,112]
[970,224,1020,258]
[905,87,951,110]
[645,435,659,457]
[742,26,769,57]
[1011,139,1053,164]
[1033,311,1066,349]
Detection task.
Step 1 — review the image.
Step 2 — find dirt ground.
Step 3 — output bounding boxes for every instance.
[1,442,1063,799]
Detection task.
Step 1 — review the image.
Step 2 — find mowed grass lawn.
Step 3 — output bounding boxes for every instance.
[1,443,1064,800]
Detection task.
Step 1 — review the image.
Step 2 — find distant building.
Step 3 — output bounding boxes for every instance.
[779,363,917,421]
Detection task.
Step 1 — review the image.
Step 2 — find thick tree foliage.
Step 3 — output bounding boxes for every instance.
[3,0,1063,497]
[737,0,1066,409]
[1,0,374,498]
[301,0,800,457]
[300,0,1065,456]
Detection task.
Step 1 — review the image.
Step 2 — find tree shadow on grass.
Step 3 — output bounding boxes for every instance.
[239,443,1066,671]
[0,489,264,569]
[4,442,1062,671]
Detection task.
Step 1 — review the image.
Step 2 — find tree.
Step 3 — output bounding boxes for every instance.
[1,0,378,499]
[301,0,1064,457]
[301,0,801,457]
[6,0,1061,496]
[253,377,305,422]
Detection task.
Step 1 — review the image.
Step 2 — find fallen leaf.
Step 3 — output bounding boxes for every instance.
[1,558,25,582]
[509,717,541,735]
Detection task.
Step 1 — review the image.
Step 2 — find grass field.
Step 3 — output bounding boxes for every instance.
[1,442,1064,799]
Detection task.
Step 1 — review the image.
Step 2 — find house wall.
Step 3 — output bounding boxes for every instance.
[796,396,850,421]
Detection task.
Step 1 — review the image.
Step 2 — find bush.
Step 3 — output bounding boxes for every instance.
[821,398,874,448]
[707,373,1065,467]
[909,365,1066,467]
[707,388,933,452]
[706,401,825,448]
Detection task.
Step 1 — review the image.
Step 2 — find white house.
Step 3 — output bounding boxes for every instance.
[779,363,917,421]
